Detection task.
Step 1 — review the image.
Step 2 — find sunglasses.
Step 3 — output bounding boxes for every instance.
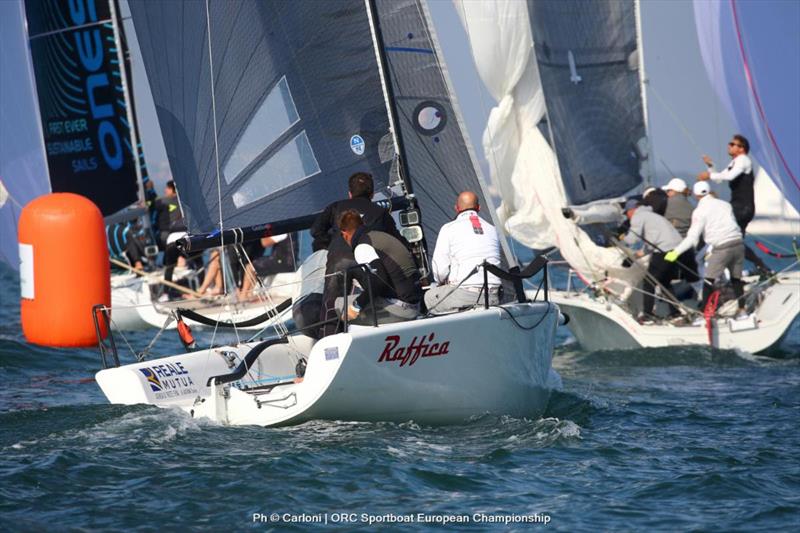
[728,142,743,148]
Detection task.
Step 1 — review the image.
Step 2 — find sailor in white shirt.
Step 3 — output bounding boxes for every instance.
[697,133,770,274]
[666,182,745,315]
[425,191,502,314]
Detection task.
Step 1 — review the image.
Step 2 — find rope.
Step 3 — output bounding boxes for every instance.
[204,0,228,296]
[110,257,203,298]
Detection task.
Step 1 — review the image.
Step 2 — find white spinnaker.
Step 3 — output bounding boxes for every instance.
[455,0,630,283]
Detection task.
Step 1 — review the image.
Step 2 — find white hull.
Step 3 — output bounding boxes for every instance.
[746,218,800,237]
[96,302,561,426]
[543,271,800,354]
[110,274,152,330]
[109,271,299,332]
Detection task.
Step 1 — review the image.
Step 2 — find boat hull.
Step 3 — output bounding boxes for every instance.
[96,302,561,426]
[544,271,800,354]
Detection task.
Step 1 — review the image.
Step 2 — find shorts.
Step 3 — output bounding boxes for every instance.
[706,240,744,280]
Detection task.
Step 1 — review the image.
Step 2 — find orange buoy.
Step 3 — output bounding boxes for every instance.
[18,193,110,347]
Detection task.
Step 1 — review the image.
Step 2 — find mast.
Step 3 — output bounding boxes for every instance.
[634,0,656,186]
[364,0,414,198]
[109,0,146,211]
[365,0,430,275]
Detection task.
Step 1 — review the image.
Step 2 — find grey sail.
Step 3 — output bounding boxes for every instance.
[528,0,646,206]
[374,0,490,245]
[128,0,393,234]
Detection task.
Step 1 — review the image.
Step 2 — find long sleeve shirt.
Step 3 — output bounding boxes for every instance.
[672,195,742,255]
[431,210,501,288]
[623,205,682,253]
[709,153,752,183]
[709,153,755,210]
[309,197,406,251]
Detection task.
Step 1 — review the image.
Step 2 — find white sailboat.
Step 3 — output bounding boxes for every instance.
[457,0,799,354]
[747,168,800,236]
[94,0,561,426]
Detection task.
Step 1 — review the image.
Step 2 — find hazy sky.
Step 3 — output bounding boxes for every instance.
[123,0,735,192]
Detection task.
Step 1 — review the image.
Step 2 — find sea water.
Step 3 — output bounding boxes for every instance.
[0,241,798,531]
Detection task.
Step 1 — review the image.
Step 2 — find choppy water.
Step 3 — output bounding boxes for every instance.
[1,250,798,531]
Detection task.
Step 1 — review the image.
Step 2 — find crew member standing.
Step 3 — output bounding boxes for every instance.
[698,134,770,275]
[425,191,502,314]
[662,178,698,282]
[154,180,184,250]
[666,182,747,318]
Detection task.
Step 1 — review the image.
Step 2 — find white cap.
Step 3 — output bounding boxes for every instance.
[693,181,711,197]
[663,178,688,192]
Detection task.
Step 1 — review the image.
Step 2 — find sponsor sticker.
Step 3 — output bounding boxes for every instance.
[138,361,197,400]
[350,134,365,155]
[325,347,339,361]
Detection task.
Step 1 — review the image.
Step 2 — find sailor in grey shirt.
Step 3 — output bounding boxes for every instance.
[623,203,683,253]
[622,200,683,321]
[662,178,694,237]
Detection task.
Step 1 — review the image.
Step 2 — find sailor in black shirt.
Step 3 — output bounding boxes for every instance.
[336,209,421,324]
[310,172,408,335]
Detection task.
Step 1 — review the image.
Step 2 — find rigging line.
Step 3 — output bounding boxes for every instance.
[609,238,697,316]
[755,234,795,254]
[204,0,228,297]
[648,82,705,155]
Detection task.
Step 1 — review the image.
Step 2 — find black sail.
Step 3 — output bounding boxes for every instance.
[128,0,393,234]
[24,0,140,215]
[528,0,646,205]
[374,0,491,245]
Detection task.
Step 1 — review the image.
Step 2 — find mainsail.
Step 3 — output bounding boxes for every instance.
[457,0,647,280]
[693,0,799,213]
[128,0,394,235]
[129,0,498,253]
[24,0,141,215]
[528,0,648,206]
